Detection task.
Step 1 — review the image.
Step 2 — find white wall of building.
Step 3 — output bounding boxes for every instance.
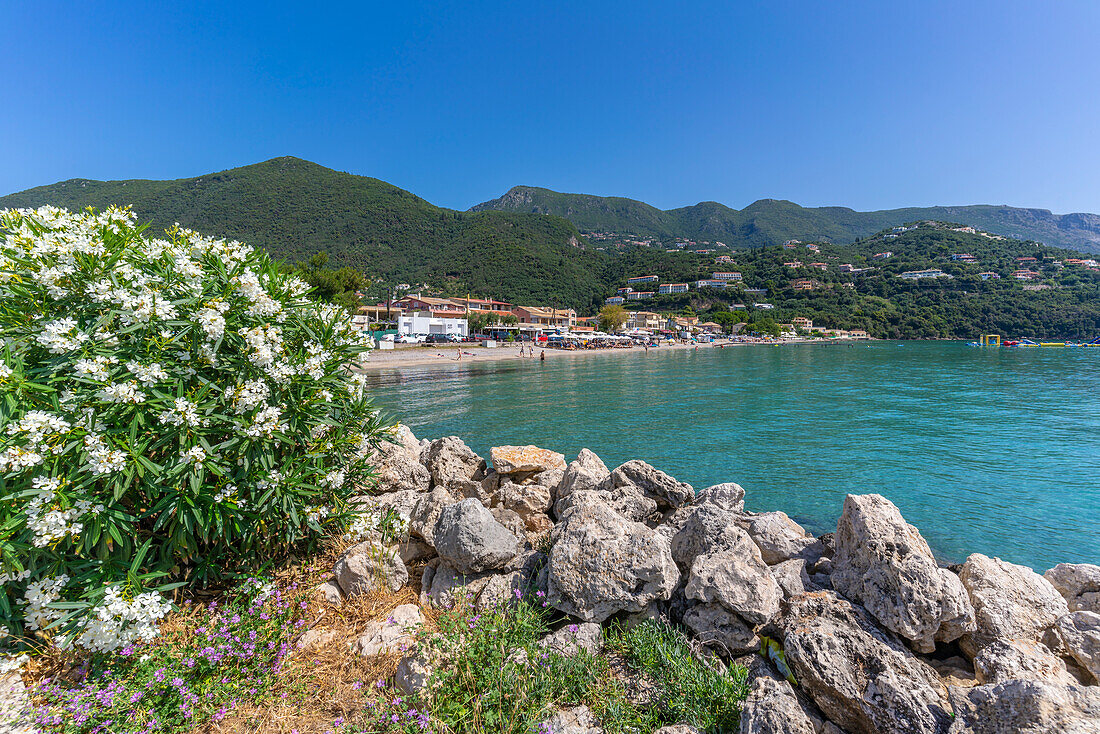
[398,311,469,337]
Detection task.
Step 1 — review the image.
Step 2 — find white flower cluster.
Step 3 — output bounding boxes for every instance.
[126,361,168,385]
[196,299,229,340]
[158,397,206,427]
[19,574,70,632]
[25,477,83,547]
[74,355,118,380]
[227,379,269,414]
[246,405,286,438]
[180,445,206,466]
[0,362,12,379]
[321,469,345,489]
[72,586,173,653]
[35,318,88,354]
[83,433,126,475]
[234,269,283,318]
[99,380,146,404]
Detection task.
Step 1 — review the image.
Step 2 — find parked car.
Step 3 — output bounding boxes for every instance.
[396,334,422,344]
[379,333,395,342]
[424,334,450,344]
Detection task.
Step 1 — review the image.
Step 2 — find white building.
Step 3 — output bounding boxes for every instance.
[658,283,689,294]
[398,311,469,337]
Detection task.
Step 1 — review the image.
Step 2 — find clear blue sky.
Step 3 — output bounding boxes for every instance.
[4,1,1100,213]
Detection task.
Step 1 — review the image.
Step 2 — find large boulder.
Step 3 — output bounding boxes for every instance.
[424,436,486,490]
[669,503,744,570]
[695,482,746,513]
[682,602,759,655]
[946,680,1100,734]
[831,494,975,653]
[1045,563,1100,613]
[741,511,816,565]
[770,559,814,600]
[778,591,952,734]
[547,492,680,622]
[432,499,520,574]
[1056,611,1100,683]
[684,524,781,625]
[738,674,818,734]
[363,424,432,494]
[490,445,566,474]
[611,460,695,510]
[957,554,1070,658]
[333,539,409,597]
[555,484,659,525]
[493,480,553,522]
[556,449,612,501]
[355,604,423,656]
[972,639,1077,685]
[408,486,457,546]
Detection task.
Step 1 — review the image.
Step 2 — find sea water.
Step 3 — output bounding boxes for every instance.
[365,341,1100,571]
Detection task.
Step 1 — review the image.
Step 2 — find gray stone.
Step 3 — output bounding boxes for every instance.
[682,602,760,655]
[695,482,745,512]
[394,650,434,696]
[654,727,704,734]
[669,503,744,571]
[742,511,816,565]
[421,563,492,608]
[355,604,422,656]
[409,486,457,545]
[316,578,343,605]
[831,494,975,653]
[539,622,603,657]
[684,524,781,625]
[556,449,612,502]
[1046,563,1100,613]
[424,436,486,490]
[778,591,951,734]
[555,482,659,525]
[538,705,602,734]
[333,539,408,597]
[547,492,680,622]
[354,489,422,523]
[296,629,341,650]
[947,680,1100,734]
[1056,611,1100,683]
[494,480,553,520]
[396,537,435,565]
[490,506,528,541]
[972,639,1076,685]
[739,674,817,734]
[958,553,1070,658]
[363,424,432,494]
[433,499,520,574]
[770,558,813,600]
[490,444,566,474]
[611,459,695,510]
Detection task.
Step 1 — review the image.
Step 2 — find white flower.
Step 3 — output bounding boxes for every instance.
[245,405,286,438]
[321,469,345,490]
[0,362,12,379]
[83,434,126,475]
[158,397,205,427]
[35,318,87,353]
[180,446,206,466]
[99,380,146,404]
[126,361,168,386]
[74,356,118,381]
[226,379,268,414]
[195,305,226,340]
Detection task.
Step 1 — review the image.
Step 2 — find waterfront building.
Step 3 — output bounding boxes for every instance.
[617,287,634,296]
[793,316,813,330]
[514,306,578,328]
[398,311,469,337]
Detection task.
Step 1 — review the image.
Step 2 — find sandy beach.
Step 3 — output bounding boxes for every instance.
[353,338,833,371]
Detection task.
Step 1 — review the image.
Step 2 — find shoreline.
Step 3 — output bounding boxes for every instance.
[354,336,853,371]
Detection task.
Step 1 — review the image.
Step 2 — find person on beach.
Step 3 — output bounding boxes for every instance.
[540,350,545,361]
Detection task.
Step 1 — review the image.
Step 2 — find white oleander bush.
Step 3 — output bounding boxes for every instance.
[0,206,387,652]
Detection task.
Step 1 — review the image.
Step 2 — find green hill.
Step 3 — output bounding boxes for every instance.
[473,187,1100,254]
[0,157,605,310]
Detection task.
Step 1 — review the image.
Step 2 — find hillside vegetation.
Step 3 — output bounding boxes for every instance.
[0,157,607,310]
[473,186,1100,254]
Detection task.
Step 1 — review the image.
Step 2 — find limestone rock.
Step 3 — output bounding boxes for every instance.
[770,558,814,600]
[296,629,341,650]
[557,449,612,502]
[958,554,1069,658]
[654,727,704,734]
[433,499,520,574]
[556,484,659,525]
[611,459,695,510]
[972,639,1076,685]
[669,503,744,571]
[1056,611,1100,683]
[421,563,492,608]
[778,591,952,734]
[316,578,343,605]
[395,650,434,696]
[409,486,457,545]
[524,512,554,535]
[539,622,603,657]
[1046,563,1100,613]
[333,539,408,597]
[947,680,1100,734]
[396,538,435,565]
[364,425,432,494]
[490,506,527,541]
[354,489,422,522]
[682,602,760,654]
[491,444,566,474]
[743,511,816,565]
[494,480,553,520]
[547,492,680,622]
[684,525,781,625]
[695,482,746,512]
[424,436,486,490]
[831,494,975,653]
[356,604,422,656]
[537,705,602,734]
[738,674,817,734]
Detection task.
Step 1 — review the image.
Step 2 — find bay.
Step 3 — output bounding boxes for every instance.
[364,341,1100,572]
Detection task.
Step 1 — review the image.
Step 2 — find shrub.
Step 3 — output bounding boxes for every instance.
[0,206,387,652]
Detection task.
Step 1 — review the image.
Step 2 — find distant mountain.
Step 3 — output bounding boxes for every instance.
[472,186,1100,254]
[0,157,607,309]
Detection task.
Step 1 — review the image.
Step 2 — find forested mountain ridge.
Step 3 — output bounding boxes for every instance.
[472,185,1100,254]
[0,157,607,309]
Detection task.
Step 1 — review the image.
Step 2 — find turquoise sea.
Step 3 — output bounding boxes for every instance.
[365,341,1100,572]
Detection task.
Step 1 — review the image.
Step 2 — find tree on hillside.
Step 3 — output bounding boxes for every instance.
[598,304,629,332]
